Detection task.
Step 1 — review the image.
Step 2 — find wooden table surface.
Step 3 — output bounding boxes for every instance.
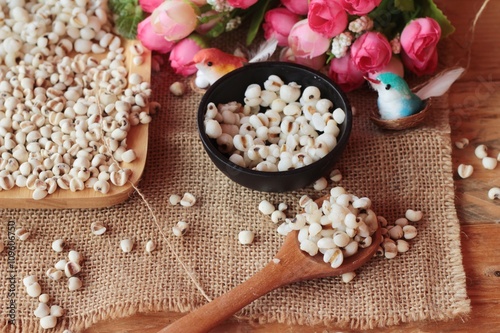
[85,0,500,332]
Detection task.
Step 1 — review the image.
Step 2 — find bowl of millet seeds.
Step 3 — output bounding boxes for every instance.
[197,62,352,192]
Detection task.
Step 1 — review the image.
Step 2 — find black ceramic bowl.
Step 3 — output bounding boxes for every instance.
[197,61,352,192]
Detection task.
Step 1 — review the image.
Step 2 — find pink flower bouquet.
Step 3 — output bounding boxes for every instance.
[266,0,453,91]
[110,0,454,92]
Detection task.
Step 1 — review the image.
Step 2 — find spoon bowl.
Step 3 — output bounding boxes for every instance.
[158,195,382,333]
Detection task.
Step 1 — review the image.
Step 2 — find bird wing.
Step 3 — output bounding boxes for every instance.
[248,38,278,63]
[415,67,465,100]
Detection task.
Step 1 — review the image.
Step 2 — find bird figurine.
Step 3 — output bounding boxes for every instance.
[365,67,465,121]
[365,72,424,120]
[192,38,278,89]
[193,48,247,88]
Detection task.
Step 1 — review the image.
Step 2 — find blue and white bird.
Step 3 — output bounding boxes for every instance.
[366,67,465,120]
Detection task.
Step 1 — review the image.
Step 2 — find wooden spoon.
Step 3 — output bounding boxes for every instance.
[159,196,382,333]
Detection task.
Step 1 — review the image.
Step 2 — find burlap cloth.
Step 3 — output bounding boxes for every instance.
[0,48,470,332]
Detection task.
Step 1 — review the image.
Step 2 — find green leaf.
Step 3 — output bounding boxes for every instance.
[198,13,222,25]
[245,0,279,46]
[109,0,145,39]
[109,0,136,16]
[199,4,213,13]
[402,1,422,22]
[114,4,145,39]
[369,0,407,39]
[370,0,454,39]
[325,52,335,64]
[187,33,210,48]
[369,0,396,21]
[419,0,455,38]
[395,0,415,12]
[204,22,227,38]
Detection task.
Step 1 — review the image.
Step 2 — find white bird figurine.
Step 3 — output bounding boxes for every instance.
[365,67,465,120]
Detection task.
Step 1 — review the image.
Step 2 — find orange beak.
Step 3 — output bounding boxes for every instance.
[364,76,380,84]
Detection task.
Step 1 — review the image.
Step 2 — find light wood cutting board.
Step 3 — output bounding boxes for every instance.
[0,40,151,209]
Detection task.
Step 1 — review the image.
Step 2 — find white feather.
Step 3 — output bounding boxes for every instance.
[415,67,465,100]
[248,38,278,63]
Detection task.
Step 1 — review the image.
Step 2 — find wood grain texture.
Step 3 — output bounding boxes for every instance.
[83,0,500,332]
[83,224,500,333]
[0,40,151,209]
[449,82,500,224]
[434,0,500,81]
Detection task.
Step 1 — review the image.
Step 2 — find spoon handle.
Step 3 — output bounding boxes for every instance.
[158,260,290,333]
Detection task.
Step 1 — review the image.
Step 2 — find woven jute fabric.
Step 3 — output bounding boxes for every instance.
[0,53,470,333]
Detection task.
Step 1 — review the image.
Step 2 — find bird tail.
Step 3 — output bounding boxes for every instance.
[248,38,278,63]
[415,67,465,100]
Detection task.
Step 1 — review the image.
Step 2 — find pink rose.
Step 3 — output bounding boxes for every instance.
[400,18,441,76]
[335,0,382,15]
[288,19,331,59]
[281,0,309,15]
[308,0,348,38]
[169,35,206,76]
[328,53,365,92]
[350,31,392,73]
[279,47,326,71]
[227,0,258,9]
[137,16,176,53]
[403,48,438,76]
[151,0,199,42]
[263,8,301,47]
[139,0,164,13]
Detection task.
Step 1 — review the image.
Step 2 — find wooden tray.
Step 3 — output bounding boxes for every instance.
[0,40,151,209]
